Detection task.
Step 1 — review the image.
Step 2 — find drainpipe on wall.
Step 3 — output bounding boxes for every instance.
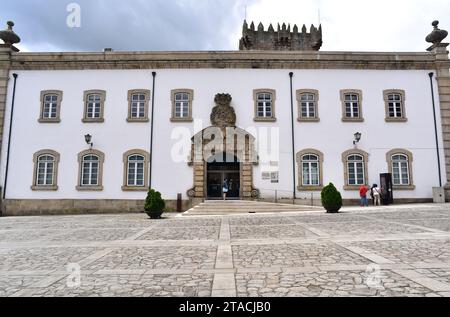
[149,71,156,189]
[289,72,297,200]
[429,72,443,187]
[3,73,18,200]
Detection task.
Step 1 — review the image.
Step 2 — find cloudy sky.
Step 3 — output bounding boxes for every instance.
[1,0,450,52]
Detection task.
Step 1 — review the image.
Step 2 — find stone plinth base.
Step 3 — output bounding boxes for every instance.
[1,199,193,216]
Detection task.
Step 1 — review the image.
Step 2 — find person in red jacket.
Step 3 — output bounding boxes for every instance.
[359,185,369,207]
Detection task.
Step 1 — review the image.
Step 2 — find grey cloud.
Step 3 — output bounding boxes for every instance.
[1,0,259,52]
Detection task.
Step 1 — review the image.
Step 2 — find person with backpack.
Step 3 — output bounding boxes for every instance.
[372,184,382,206]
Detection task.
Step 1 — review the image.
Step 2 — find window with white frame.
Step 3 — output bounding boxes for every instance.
[86,94,102,119]
[36,155,55,186]
[300,93,317,119]
[127,155,145,187]
[347,154,365,186]
[302,154,320,186]
[174,92,190,119]
[42,94,58,119]
[81,155,99,186]
[256,92,273,118]
[39,91,62,123]
[130,93,146,119]
[392,154,410,186]
[387,93,403,118]
[344,93,360,119]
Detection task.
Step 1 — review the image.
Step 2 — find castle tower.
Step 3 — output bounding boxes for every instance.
[239,20,322,51]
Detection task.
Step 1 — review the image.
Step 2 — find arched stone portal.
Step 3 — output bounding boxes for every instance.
[187,94,259,200]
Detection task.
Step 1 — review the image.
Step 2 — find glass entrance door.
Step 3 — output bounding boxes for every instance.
[207,161,241,199]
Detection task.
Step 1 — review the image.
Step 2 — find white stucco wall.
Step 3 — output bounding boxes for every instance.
[0,68,445,201]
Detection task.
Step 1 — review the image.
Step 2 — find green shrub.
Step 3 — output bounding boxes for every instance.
[321,183,343,213]
[145,189,166,218]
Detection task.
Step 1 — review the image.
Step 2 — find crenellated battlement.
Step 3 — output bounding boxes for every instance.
[239,20,322,51]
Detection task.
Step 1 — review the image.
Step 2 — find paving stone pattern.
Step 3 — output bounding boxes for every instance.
[0,205,450,297]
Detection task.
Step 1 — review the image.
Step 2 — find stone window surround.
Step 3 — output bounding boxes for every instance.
[386,148,415,190]
[38,90,63,123]
[122,149,150,191]
[342,148,369,191]
[127,89,150,122]
[340,89,364,122]
[170,89,194,122]
[76,149,105,191]
[82,90,106,123]
[384,89,408,122]
[296,149,324,191]
[297,89,320,122]
[253,89,277,122]
[31,149,60,191]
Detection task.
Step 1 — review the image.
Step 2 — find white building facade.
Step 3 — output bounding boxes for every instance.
[0,21,449,215]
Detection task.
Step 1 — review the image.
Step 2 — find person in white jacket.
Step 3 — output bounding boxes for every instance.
[372,184,382,206]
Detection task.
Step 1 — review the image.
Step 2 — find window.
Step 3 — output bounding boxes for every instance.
[302,155,320,186]
[76,149,105,191]
[341,90,364,122]
[384,90,407,122]
[297,90,319,122]
[82,155,99,186]
[31,150,60,191]
[128,89,150,122]
[254,89,276,122]
[171,89,194,122]
[347,155,365,185]
[296,149,324,191]
[122,150,150,191]
[83,90,106,123]
[386,149,415,190]
[39,90,62,123]
[342,149,369,190]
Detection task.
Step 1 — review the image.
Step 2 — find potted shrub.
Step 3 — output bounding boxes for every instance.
[321,183,343,213]
[145,189,166,219]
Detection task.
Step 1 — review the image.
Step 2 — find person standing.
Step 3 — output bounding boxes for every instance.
[223,178,229,201]
[359,185,369,207]
[373,184,382,206]
[370,185,376,206]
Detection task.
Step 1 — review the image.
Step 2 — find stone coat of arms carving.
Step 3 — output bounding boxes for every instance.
[210,93,236,127]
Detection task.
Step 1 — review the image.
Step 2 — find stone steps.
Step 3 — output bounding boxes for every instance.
[184,200,322,215]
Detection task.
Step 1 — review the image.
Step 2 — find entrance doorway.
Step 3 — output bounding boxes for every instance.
[206,153,241,200]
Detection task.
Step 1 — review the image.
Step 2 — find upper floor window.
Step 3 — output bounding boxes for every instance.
[39,90,62,123]
[83,90,106,123]
[31,150,60,191]
[76,149,105,191]
[296,149,324,191]
[128,89,150,122]
[171,89,194,122]
[254,89,276,122]
[341,90,364,122]
[384,90,407,122]
[297,89,319,122]
[386,149,415,190]
[342,149,369,190]
[122,150,150,191]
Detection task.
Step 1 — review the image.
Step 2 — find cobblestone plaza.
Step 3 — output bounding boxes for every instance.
[1,204,450,297]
